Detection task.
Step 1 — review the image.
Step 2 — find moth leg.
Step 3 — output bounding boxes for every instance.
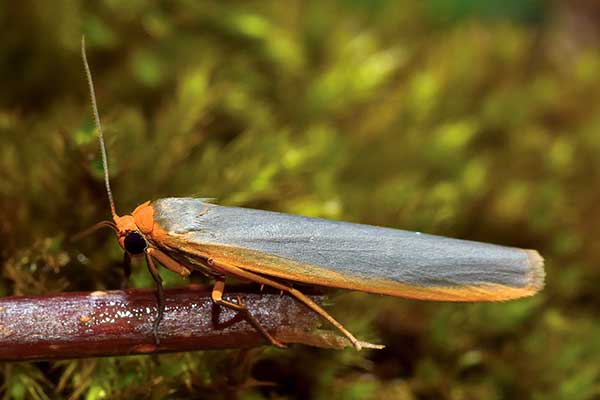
[211,278,286,348]
[208,258,362,350]
[146,247,191,277]
[145,252,165,346]
[121,251,132,289]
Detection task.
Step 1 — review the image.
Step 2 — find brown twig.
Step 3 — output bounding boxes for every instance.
[0,285,358,361]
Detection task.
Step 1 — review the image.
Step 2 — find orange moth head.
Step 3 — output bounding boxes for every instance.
[113,201,155,256]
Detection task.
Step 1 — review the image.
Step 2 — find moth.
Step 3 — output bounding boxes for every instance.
[80,38,544,350]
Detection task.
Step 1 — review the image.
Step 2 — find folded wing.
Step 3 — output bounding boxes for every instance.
[151,198,545,302]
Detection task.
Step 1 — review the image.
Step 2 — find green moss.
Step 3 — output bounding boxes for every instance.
[1,0,598,398]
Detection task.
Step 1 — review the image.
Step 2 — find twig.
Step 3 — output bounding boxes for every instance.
[0,285,357,361]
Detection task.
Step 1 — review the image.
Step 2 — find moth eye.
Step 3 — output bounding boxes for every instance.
[124,231,147,255]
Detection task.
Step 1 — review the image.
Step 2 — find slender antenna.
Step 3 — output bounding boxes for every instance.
[81,36,117,218]
[71,220,118,242]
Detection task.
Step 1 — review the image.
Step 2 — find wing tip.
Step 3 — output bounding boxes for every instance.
[525,249,545,294]
[376,249,547,302]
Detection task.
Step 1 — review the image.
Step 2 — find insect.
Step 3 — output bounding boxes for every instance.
[80,37,545,350]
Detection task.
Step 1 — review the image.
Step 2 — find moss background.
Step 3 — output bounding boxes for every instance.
[1,0,600,399]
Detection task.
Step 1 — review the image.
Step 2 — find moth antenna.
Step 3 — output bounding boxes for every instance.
[81,36,117,218]
[71,220,118,242]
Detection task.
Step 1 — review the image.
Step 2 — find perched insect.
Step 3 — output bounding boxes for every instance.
[80,38,545,350]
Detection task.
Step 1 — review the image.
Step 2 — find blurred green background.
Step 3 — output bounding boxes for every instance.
[1,0,600,399]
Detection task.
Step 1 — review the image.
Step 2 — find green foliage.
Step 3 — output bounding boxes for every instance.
[1,0,599,398]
